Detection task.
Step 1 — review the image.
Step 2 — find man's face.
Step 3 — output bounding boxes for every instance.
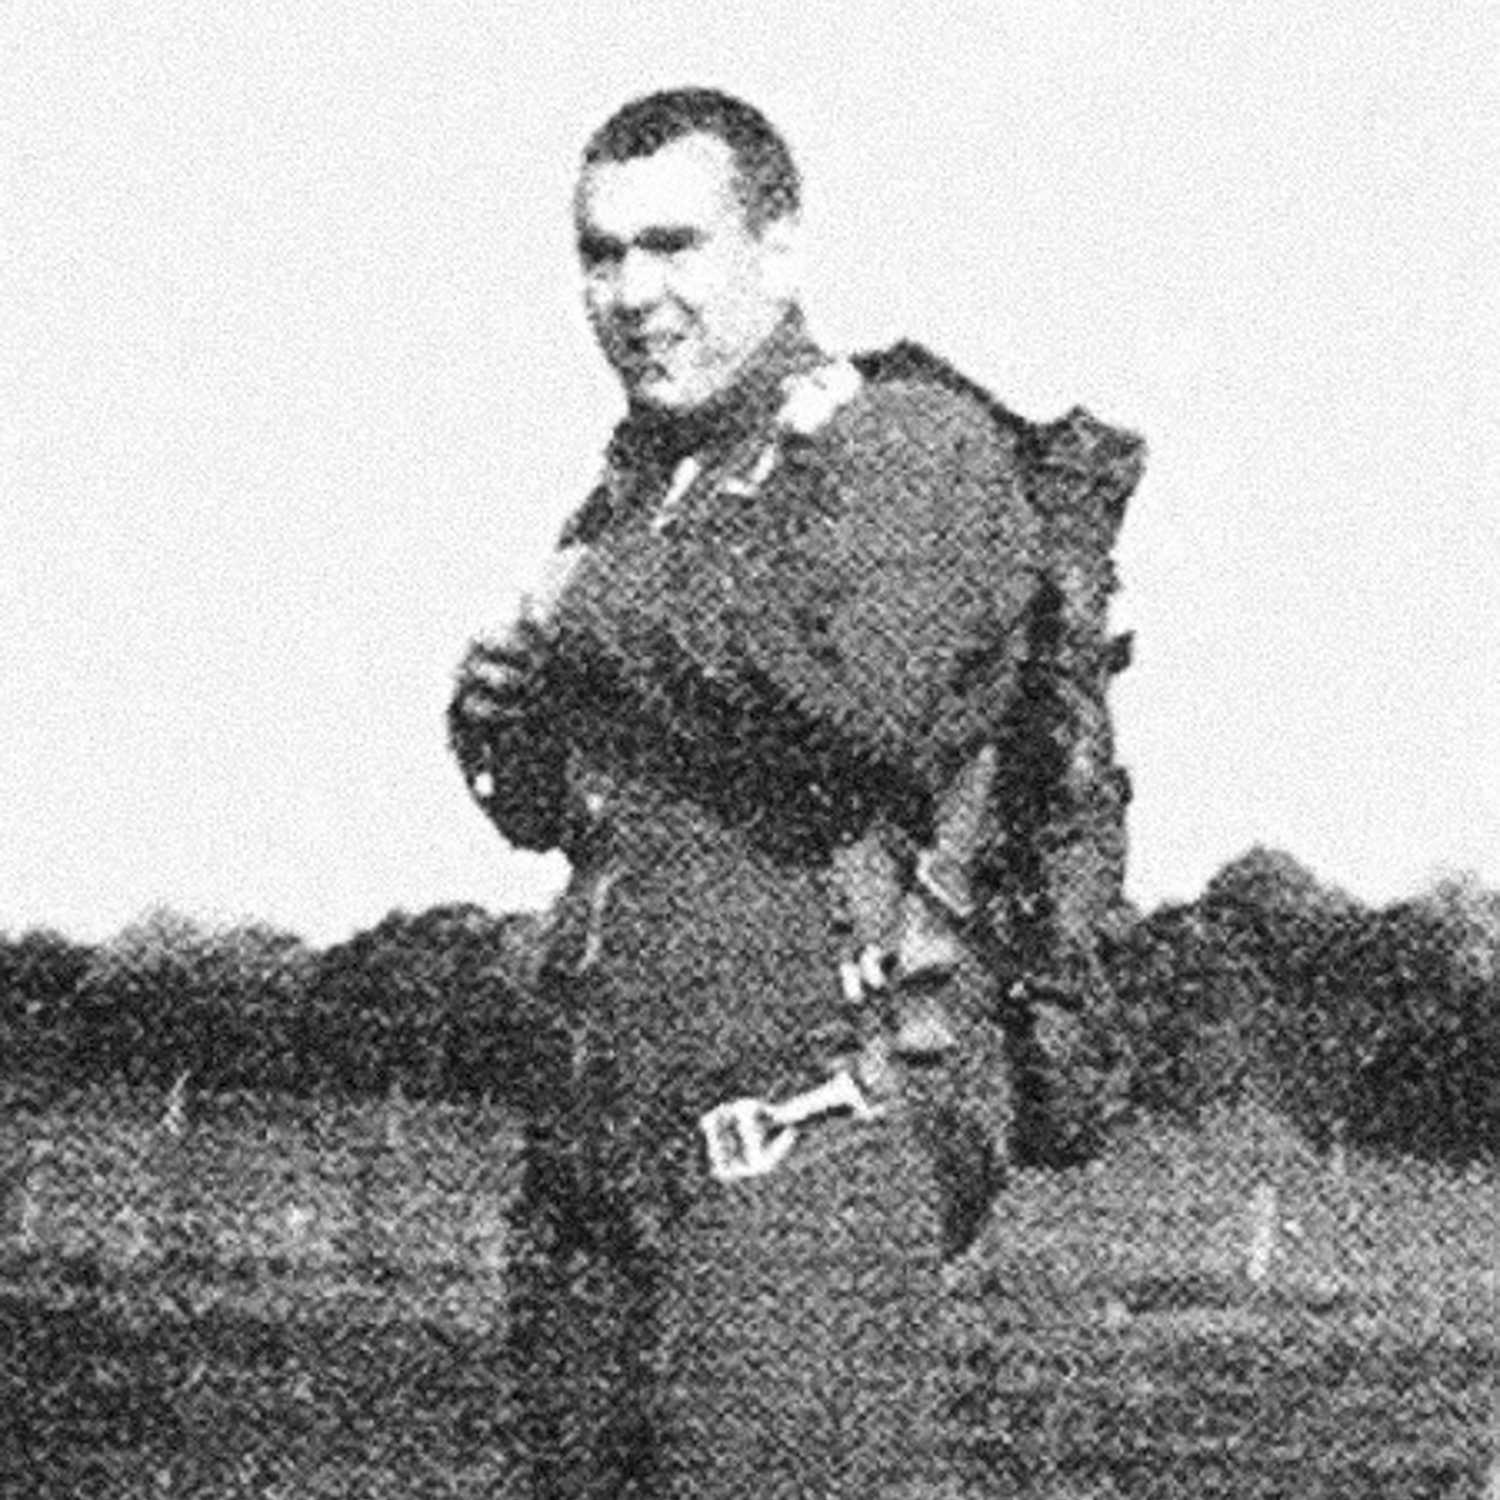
[575,132,797,413]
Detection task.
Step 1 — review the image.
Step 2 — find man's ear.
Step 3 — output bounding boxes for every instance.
[758,213,805,301]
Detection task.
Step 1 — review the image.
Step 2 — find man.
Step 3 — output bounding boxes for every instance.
[450,87,1048,1498]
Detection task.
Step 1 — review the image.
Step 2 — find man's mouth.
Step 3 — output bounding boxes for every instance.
[621,330,684,367]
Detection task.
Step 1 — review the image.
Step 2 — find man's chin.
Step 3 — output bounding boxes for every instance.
[625,374,702,414]
[612,351,731,413]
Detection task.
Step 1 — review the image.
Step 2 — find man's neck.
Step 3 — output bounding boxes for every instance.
[624,306,820,461]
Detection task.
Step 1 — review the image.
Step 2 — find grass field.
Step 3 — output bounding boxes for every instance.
[0,1088,1493,1497]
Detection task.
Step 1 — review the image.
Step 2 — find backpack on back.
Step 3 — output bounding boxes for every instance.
[854,342,1146,1168]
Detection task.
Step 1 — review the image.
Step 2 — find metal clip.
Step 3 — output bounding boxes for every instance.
[700,1068,877,1182]
[914,846,976,921]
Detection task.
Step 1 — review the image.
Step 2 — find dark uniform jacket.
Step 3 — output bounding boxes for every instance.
[460,310,1042,1233]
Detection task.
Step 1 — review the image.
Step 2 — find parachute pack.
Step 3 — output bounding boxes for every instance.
[850,341,1146,1165]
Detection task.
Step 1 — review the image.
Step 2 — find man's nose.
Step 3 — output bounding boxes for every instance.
[614,248,667,310]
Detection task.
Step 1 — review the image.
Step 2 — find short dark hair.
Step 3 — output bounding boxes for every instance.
[583,87,800,230]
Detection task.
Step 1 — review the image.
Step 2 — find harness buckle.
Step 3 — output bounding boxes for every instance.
[700,1068,877,1183]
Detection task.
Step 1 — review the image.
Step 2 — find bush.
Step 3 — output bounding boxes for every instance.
[1114,852,1498,1165]
[1107,902,1274,1124]
[71,910,314,1092]
[305,904,537,1100]
[0,926,94,1088]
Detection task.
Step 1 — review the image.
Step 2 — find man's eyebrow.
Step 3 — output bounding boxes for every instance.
[636,225,704,253]
[578,225,705,261]
[577,230,623,261]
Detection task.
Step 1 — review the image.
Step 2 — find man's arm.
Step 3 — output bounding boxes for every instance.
[673,377,1043,823]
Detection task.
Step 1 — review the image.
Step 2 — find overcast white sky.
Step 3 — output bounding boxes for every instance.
[4,1,1497,945]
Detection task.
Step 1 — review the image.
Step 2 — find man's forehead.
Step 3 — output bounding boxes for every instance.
[575,132,745,238]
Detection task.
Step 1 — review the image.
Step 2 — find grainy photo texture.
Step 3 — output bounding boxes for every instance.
[3,45,1494,1500]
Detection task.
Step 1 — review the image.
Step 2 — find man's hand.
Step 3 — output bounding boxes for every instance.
[447,632,541,799]
[449,543,588,790]
[453,634,531,720]
[445,617,571,851]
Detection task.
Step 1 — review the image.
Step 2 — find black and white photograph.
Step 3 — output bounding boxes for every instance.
[3,3,1496,1495]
